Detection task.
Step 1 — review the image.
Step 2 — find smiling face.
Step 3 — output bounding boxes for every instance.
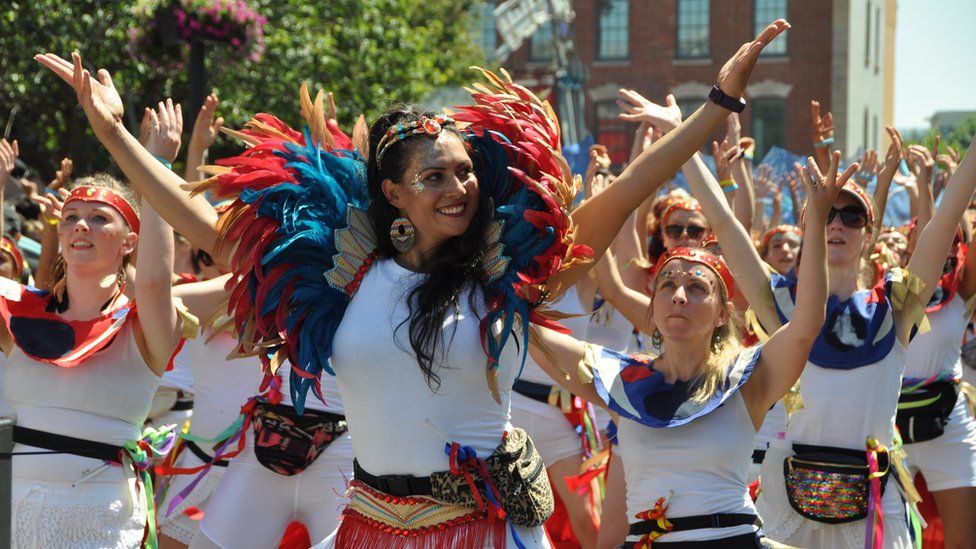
[382,132,479,257]
[59,200,137,276]
[764,232,801,275]
[651,259,729,340]
[662,209,709,250]
[825,193,871,268]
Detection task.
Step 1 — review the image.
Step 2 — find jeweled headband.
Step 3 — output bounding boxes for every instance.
[651,246,736,300]
[63,186,140,234]
[375,114,455,166]
[661,198,703,228]
[762,224,802,250]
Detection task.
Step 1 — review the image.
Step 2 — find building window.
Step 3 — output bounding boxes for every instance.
[863,107,869,150]
[864,2,871,67]
[529,22,553,62]
[597,0,629,60]
[754,0,787,56]
[676,0,710,59]
[595,101,629,166]
[751,97,786,160]
[473,2,497,60]
[873,114,879,150]
[874,6,880,73]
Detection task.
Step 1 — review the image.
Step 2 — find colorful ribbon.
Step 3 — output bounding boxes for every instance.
[633,494,674,548]
[864,438,889,549]
[120,425,177,549]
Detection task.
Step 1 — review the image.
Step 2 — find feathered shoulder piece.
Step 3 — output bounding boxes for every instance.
[191,85,369,411]
[453,68,593,400]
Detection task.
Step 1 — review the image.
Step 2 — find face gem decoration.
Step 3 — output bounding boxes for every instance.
[409,172,426,194]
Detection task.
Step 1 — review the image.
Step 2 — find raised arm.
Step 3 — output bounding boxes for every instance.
[184,94,223,183]
[905,138,976,317]
[30,188,67,289]
[871,127,905,233]
[547,20,790,295]
[172,273,232,324]
[907,143,936,232]
[809,100,834,173]
[34,53,222,262]
[681,151,781,330]
[0,139,17,240]
[742,152,853,418]
[593,250,653,334]
[529,327,604,407]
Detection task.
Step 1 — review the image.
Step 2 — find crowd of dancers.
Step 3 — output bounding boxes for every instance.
[0,18,973,549]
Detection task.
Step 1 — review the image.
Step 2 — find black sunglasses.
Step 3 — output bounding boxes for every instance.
[826,206,868,229]
[664,224,707,240]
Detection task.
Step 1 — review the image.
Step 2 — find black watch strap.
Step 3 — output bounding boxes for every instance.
[709,85,746,113]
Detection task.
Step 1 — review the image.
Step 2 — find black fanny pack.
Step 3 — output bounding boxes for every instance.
[784,443,889,524]
[251,401,347,476]
[624,514,763,548]
[896,380,959,443]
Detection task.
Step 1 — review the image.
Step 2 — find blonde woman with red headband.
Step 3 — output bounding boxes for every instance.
[526,160,840,547]
[682,129,976,546]
[0,165,190,548]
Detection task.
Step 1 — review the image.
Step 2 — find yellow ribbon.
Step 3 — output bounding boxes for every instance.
[887,432,922,505]
[960,381,976,418]
[887,268,930,334]
[578,342,597,385]
[173,297,200,340]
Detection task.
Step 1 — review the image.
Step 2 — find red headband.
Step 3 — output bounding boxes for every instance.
[661,198,702,228]
[762,224,802,250]
[0,237,23,279]
[63,186,140,234]
[651,246,735,300]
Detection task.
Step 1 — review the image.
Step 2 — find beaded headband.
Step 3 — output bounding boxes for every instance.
[762,224,802,250]
[839,181,875,226]
[0,236,23,279]
[661,198,702,228]
[63,186,140,234]
[651,246,736,300]
[375,114,455,166]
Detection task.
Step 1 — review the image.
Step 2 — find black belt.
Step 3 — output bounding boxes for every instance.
[626,514,763,548]
[172,400,194,412]
[353,459,433,496]
[512,379,553,404]
[624,531,762,548]
[184,439,229,467]
[9,426,123,463]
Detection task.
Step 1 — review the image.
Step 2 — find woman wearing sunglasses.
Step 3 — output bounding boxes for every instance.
[897,220,976,547]
[680,133,976,547]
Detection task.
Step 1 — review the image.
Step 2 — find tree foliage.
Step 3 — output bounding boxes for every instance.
[904,114,975,161]
[0,0,485,179]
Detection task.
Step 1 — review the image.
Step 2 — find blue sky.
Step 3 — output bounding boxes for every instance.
[894,0,976,129]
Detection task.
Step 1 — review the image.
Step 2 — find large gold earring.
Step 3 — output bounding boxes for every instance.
[390,217,415,253]
[651,328,662,349]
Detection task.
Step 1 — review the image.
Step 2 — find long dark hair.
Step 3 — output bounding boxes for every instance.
[365,105,493,391]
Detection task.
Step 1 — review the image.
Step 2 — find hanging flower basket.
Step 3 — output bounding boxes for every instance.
[128,0,267,68]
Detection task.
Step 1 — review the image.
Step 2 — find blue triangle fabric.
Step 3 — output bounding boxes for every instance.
[769,271,897,370]
[590,345,760,428]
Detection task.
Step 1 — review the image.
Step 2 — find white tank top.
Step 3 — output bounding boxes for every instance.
[787,343,906,448]
[276,355,344,414]
[519,286,590,384]
[0,355,15,418]
[617,392,758,542]
[586,297,633,352]
[184,329,263,440]
[331,258,517,476]
[159,344,195,393]
[905,293,968,380]
[5,319,161,481]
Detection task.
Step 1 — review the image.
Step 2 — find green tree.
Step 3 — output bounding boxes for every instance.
[904,114,975,161]
[1,0,485,179]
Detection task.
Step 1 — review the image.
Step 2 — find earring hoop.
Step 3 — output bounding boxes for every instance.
[390,217,415,253]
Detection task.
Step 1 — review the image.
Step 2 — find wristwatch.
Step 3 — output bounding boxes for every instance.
[708,85,746,113]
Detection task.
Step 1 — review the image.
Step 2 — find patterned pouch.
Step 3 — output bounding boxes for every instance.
[251,401,348,476]
[783,446,888,524]
[430,428,553,527]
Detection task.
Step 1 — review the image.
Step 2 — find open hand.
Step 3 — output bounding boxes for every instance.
[799,151,858,225]
[617,89,682,133]
[35,52,124,138]
[711,139,740,182]
[32,187,68,228]
[188,94,223,153]
[880,126,904,176]
[0,139,18,177]
[907,144,935,182]
[810,101,834,145]
[48,157,73,191]
[716,19,790,98]
[139,98,183,162]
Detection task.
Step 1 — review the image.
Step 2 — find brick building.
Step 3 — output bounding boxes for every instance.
[476,0,896,163]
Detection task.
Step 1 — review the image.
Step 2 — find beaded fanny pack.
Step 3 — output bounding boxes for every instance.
[783,443,889,524]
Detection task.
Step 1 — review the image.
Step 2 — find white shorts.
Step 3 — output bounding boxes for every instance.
[509,391,581,467]
[12,476,146,549]
[196,430,354,548]
[904,392,976,491]
[158,445,228,544]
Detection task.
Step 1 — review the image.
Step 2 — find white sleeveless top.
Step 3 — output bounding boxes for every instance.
[586,297,633,352]
[183,329,263,440]
[331,258,517,476]
[905,293,968,380]
[5,319,161,481]
[519,286,590,384]
[617,392,758,542]
[160,345,195,393]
